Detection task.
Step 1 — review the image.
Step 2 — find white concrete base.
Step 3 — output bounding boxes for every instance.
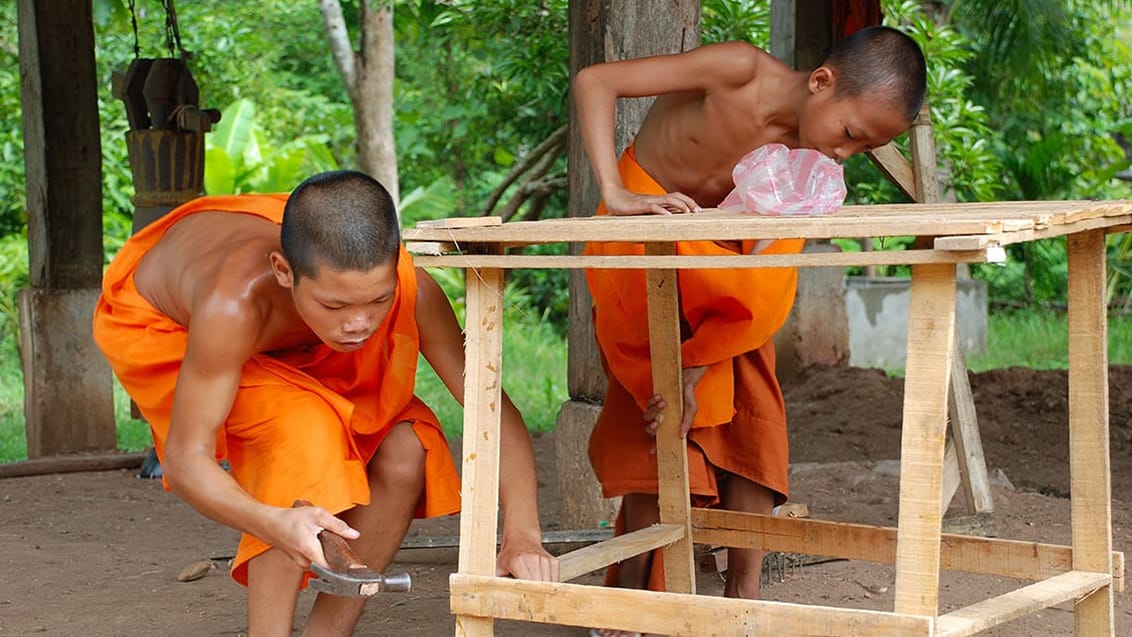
[846,276,987,369]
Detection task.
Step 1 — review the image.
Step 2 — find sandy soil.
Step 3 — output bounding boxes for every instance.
[1,365,1129,636]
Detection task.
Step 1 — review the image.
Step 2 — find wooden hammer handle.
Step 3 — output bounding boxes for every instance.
[292,499,366,571]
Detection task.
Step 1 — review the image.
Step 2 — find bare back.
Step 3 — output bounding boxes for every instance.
[133,211,314,354]
[633,46,804,207]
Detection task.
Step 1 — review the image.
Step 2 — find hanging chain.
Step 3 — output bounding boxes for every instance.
[161,0,186,59]
[127,0,140,59]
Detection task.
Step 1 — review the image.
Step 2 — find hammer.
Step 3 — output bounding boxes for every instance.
[293,500,412,597]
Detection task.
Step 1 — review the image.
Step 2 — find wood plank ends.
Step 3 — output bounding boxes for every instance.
[935,570,1111,637]
[449,574,934,636]
[414,215,502,229]
[405,240,457,256]
[556,524,684,583]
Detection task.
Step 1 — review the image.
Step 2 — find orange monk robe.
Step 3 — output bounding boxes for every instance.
[92,195,461,585]
[584,144,804,589]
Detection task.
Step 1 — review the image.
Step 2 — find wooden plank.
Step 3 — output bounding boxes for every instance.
[934,212,1132,250]
[941,440,961,514]
[404,200,1132,246]
[936,571,1110,637]
[691,508,1125,584]
[411,248,998,271]
[405,240,457,256]
[557,524,684,582]
[894,263,956,616]
[449,574,935,636]
[909,103,941,204]
[867,142,917,200]
[415,215,502,228]
[0,451,146,479]
[454,264,505,637]
[644,242,696,594]
[947,346,994,515]
[688,506,1122,583]
[1066,229,1116,634]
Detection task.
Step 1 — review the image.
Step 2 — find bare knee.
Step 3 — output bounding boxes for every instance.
[369,422,425,490]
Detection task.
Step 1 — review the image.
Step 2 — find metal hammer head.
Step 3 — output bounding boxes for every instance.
[308,563,412,597]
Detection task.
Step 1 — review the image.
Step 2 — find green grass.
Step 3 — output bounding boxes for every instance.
[967,309,1132,371]
[414,315,567,438]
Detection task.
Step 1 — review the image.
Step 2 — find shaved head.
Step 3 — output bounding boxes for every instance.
[280,170,400,282]
[818,26,927,123]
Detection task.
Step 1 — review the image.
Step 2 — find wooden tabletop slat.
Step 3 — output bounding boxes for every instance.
[403,200,1132,246]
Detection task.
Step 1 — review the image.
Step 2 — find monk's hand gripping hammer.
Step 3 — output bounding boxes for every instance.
[292,500,412,597]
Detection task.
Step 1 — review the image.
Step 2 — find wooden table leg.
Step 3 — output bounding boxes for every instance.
[894,262,956,618]
[645,243,695,593]
[1067,229,1115,635]
[454,266,505,637]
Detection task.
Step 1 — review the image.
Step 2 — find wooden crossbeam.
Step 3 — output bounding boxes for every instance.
[936,570,1111,637]
[409,248,1000,270]
[690,508,1125,589]
[556,524,684,582]
[449,574,935,637]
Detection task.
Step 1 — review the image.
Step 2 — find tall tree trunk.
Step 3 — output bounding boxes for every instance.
[318,0,399,205]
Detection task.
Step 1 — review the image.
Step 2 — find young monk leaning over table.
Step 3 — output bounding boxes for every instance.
[573,25,926,633]
[92,170,557,636]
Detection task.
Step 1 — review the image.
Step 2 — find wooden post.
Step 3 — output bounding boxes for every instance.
[1066,229,1114,634]
[893,262,955,615]
[17,0,115,457]
[454,264,505,637]
[645,243,695,593]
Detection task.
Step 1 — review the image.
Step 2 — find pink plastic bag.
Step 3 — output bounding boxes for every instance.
[718,143,846,216]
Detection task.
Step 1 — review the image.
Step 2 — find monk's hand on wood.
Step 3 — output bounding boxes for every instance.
[273,502,360,570]
[603,187,701,216]
[495,531,559,582]
[643,394,668,438]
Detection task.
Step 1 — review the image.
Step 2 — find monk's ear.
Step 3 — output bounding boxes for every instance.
[269,251,296,289]
[808,66,837,96]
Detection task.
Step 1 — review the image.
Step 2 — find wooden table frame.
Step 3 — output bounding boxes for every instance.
[405,201,1129,637]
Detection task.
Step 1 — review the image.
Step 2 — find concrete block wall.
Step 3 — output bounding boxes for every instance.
[845,276,988,369]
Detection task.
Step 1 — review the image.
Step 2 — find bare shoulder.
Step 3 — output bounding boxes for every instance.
[686,41,773,87]
[136,211,281,330]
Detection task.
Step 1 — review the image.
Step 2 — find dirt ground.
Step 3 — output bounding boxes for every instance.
[1,365,1130,636]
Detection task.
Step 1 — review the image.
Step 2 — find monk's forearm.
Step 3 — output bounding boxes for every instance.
[573,67,625,201]
[165,450,278,540]
[497,402,543,542]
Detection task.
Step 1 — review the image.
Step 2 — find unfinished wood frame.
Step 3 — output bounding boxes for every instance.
[416,204,1128,636]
